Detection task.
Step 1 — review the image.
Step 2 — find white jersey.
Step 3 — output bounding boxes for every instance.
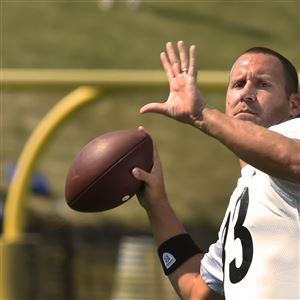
[200,118,300,300]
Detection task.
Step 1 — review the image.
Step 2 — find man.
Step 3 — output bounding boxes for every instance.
[132,41,300,299]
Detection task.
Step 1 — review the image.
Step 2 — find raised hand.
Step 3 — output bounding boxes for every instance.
[140,41,206,125]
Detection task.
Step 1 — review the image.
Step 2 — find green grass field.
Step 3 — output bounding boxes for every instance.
[2,0,299,229]
[2,1,299,69]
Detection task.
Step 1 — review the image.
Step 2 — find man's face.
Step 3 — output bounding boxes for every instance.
[226,53,292,128]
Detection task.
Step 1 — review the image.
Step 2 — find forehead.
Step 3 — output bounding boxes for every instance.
[230,53,284,80]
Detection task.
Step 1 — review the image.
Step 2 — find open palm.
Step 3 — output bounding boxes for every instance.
[140,41,205,125]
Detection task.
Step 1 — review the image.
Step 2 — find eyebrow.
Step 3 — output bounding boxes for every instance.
[230,73,273,82]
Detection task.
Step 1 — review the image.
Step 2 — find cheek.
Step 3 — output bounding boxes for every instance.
[271,104,290,119]
[225,93,235,116]
[260,95,290,124]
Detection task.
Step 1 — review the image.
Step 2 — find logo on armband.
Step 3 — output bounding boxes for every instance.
[162,252,176,269]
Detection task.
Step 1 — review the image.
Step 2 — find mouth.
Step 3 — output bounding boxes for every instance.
[239,110,255,115]
[234,108,256,117]
[233,110,258,121]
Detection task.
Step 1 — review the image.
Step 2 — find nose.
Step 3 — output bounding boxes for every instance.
[240,82,257,104]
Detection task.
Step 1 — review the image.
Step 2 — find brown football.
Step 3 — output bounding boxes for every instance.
[65,129,153,212]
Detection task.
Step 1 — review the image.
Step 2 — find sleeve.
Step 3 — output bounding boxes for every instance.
[268,118,300,140]
[200,120,300,295]
[200,239,224,295]
[199,189,241,296]
[268,118,300,201]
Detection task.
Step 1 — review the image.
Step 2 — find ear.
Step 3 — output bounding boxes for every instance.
[289,93,300,118]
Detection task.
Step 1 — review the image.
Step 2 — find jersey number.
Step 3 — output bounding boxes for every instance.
[222,187,253,284]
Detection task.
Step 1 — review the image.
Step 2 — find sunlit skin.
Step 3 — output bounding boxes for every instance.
[226,53,292,128]
[132,41,300,300]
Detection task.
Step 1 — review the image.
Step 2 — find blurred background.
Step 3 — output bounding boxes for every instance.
[1,1,299,299]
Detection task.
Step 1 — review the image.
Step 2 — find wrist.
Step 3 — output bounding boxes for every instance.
[158,233,203,275]
[145,201,187,244]
[189,105,208,129]
[145,198,173,220]
[191,106,213,132]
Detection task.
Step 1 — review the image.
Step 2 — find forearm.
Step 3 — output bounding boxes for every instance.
[133,136,224,299]
[145,199,186,244]
[144,200,223,300]
[145,201,191,297]
[195,108,300,183]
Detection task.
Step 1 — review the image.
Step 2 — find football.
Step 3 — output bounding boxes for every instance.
[65,129,153,212]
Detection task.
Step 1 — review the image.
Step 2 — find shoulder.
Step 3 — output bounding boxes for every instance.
[268,118,300,139]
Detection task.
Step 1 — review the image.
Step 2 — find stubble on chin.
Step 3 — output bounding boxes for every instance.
[233,113,265,127]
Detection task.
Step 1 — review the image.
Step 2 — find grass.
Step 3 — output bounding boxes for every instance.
[1,2,299,298]
[2,87,236,228]
[2,0,300,229]
[2,1,299,69]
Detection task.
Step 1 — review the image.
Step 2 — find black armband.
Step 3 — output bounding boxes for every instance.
[157,233,203,275]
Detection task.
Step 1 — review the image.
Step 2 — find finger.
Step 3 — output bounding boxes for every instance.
[160,52,174,82]
[166,41,181,75]
[188,45,197,78]
[132,167,151,183]
[139,102,168,115]
[152,143,161,166]
[177,40,189,72]
[137,126,152,141]
[136,129,159,169]
[138,125,146,133]
[151,143,164,183]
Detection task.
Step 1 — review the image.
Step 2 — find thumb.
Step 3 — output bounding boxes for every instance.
[132,167,151,183]
[140,102,168,115]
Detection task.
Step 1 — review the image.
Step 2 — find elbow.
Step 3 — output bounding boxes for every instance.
[288,163,300,184]
[178,273,207,300]
[179,274,223,300]
[188,284,223,300]
[286,150,300,184]
[287,141,300,184]
[275,143,300,184]
[277,164,300,185]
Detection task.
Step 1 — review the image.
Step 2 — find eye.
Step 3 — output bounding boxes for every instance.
[258,81,270,88]
[232,81,245,89]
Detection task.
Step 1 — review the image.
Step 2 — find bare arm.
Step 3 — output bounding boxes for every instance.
[196,108,300,183]
[140,41,300,184]
[132,139,224,300]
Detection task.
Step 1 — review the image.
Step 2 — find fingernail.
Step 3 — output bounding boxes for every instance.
[132,168,139,176]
